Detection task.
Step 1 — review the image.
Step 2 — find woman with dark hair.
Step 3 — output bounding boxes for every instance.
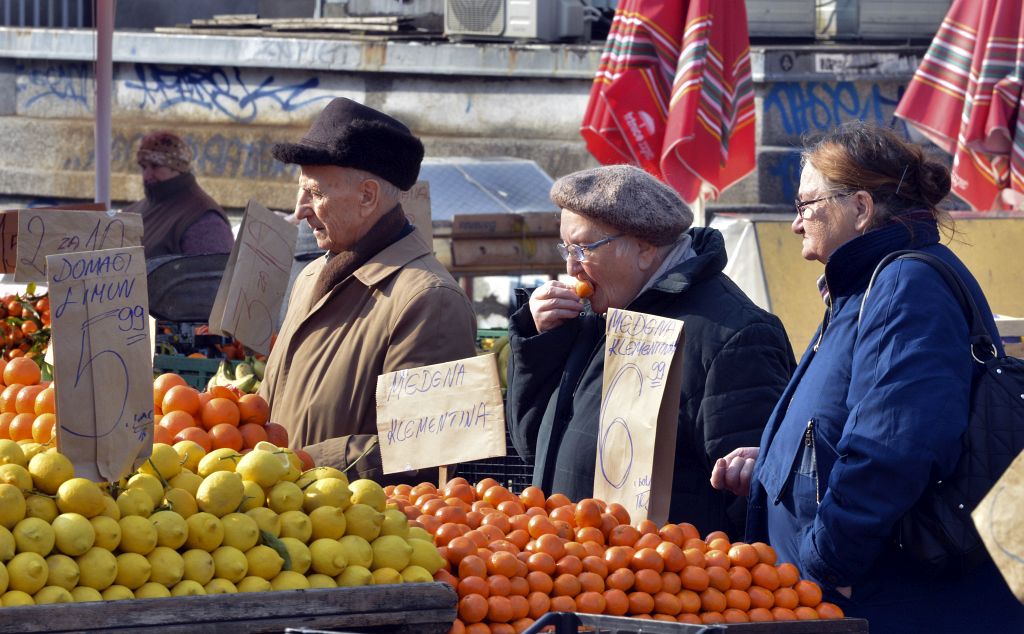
[710,122,1023,631]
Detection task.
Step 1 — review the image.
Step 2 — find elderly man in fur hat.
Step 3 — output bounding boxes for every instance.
[506,164,796,536]
[260,98,476,483]
[124,131,234,258]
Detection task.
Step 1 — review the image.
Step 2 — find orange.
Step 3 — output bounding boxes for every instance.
[603,588,629,616]
[748,607,775,622]
[465,624,491,634]
[683,548,706,568]
[238,423,268,449]
[656,542,685,573]
[33,386,55,415]
[548,505,575,526]
[200,397,240,429]
[0,384,24,413]
[677,613,702,624]
[699,587,727,613]
[608,525,640,547]
[497,500,525,516]
[519,486,545,509]
[574,499,602,528]
[446,536,477,565]
[581,555,608,577]
[776,562,800,587]
[605,567,635,592]
[533,533,565,560]
[264,422,289,447]
[794,579,823,607]
[14,385,44,415]
[634,533,662,550]
[208,423,243,451]
[450,618,466,634]
[574,279,594,298]
[459,555,487,579]
[481,512,511,534]
[544,492,572,512]
[633,568,663,594]
[153,373,188,404]
[552,573,581,597]
[437,506,469,525]
[772,606,798,621]
[575,591,605,614]
[482,485,515,507]
[680,565,709,592]
[599,513,619,537]
[705,530,730,543]
[526,591,551,618]
[458,594,488,624]
[474,478,500,498]
[773,587,799,610]
[632,548,664,573]
[237,394,269,425]
[658,524,685,546]
[4,357,40,386]
[31,413,56,444]
[653,590,682,616]
[727,543,759,569]
[704,549,729,569]
[794,606,820,620]
[683,538,707,553]
[421,498,447,516]
[708,537,731,553]
[0,412,16,439]
[707,566,731,592]
[578,571,604,593]
[508,594,529,620]
[162,385,201,416]
[722,608,750,623]
[627,591,655,615]
[751,542,777,565]
[506,529,529,551]
[160,410,196,437]
[458,576,489,600]
[816,602,845,619]
[487,575,512,598]
[489,551,519,577]
[509,577,530,598]
[727,565,752,590]
[677,589,701,614]
[661,571,682,595]
[548,595,575,613]
[575,526,605,545]
[751,563,781,591]
[525,571,553,595]
[446,483,476,505]
[604,546,634,572]
[174,426,212,452]
[724,588,750,611]
[154,425,174,445]
[748,585,775,609]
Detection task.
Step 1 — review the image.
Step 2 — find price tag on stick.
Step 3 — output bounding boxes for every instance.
[593,309,685,525]
[0,203,108,273]
[375,354,506,475]
[15,209,143,283]
[47,246,154,482]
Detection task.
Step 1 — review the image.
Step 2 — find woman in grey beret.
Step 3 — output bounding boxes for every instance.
[505,164,796,536]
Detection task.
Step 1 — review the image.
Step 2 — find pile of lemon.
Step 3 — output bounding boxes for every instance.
[0,438,445,606]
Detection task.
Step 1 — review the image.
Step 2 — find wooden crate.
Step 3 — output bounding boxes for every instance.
[0,583,457,634]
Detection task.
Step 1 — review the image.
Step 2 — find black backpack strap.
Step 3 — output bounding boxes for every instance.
[860,250,998,362]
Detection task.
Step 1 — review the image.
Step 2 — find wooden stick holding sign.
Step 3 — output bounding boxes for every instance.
[15,209,143,283]
[375,354,505,485]
[593,309,685,525]
[47,246,153,482]
[209,201,297,356]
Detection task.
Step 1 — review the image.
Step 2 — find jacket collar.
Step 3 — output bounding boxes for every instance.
[143,171,196,201]
[822,216,939,298]
[303,226,431,287]
[648,226,727,295]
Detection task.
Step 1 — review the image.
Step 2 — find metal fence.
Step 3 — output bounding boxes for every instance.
[1,0,92,28]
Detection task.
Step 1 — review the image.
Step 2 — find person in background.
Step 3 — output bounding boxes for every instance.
[125,131,234,258]
[506,164,796,537]
[260,98,477,484]
[710,122,1023,631]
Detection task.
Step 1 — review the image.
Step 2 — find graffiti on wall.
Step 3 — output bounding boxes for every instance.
[16,62,92,109]
[764,81,910,139]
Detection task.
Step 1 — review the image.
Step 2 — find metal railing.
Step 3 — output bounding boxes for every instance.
[1,0,92,28]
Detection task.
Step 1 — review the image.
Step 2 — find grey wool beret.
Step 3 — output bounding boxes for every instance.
[550,165,693,246]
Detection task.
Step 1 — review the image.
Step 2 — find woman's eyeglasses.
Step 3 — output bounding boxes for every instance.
[556,234,624,262]
[794,192,852,219]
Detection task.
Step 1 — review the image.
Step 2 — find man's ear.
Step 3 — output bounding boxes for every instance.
[357,178,381,217]
[852,190,875,232]
[636,239,661,272]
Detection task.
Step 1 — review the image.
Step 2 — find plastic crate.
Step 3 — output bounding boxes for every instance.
[153,354,229,390]
[453,427,534,493]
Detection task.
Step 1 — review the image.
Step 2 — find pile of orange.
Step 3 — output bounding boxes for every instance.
[385,478,844,634]
[0,293,50,361]
[0,357,56,444]
[152,372,296,457]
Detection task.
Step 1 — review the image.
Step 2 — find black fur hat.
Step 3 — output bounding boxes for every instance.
[272,98,424,191]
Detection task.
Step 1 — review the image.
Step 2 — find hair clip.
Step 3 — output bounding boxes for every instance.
[895,165,910,195]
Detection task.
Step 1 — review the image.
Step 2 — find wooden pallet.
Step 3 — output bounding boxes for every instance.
[0,583,457,634]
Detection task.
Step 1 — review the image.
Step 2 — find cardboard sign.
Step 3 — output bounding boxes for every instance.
[972,449,1024,603]
[375,354,506,474]
[400,181,433,242]
[0,203,108,273]
[47,246,153,482]
[208,200,297,355]
[15,209,144,283]
[593,309,685,525]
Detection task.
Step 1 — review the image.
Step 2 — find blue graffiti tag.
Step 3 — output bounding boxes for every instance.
[764,81,909,138]
[19,62,92,108]
[123,64,332,123]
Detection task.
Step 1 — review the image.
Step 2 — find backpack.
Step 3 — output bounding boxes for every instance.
[860,250,1024,576]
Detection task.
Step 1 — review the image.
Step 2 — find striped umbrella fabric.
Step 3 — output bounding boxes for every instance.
[895,0,1024,211]
[580,0,756,203]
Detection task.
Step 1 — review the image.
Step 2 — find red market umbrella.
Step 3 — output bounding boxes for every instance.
[895,0,1024,211]
[580,0,756,203]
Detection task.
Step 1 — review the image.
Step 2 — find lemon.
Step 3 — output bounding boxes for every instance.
[184,512,224,551]
[52,512,95,556]
[371,567,402,585]
[221,512,260,551]
[371,535,412,571]
[244,507,281,537]
[34,585,73,604]
[13,517,55,556]
[146,546,185,587]
[267,481,303,514]
[237,575,272,593]
[101,584,134,600]
[75,547,118,590]
[270,570,310,590]
[138,444,181,481]
[278,537,311,574]
[235,450,287,488]
[379,509,410,539]
[98,495,120,520]
[348,479,386,512]
[170,580,206,596]
[0,484,26,529]
[27,452,73,494]
[335,565,373,587]
[44,553,80,590]
[0,463,32,492]
[19,442,47,461]
[407,526,433,542]
[204,578,237,594]
[337,535,374,569]
[114,552,151,589]
[116,488,154,518]
[196,471,244,517]
[309,538,348,576]
[89,515,121,551]
[134,581,171,598]
[400,564,433,583]
[197,448,242,478]
[279,510,312,542]
[168,470,203,498]
[173,442,206,474]
[211,546,248,583]
[278,449,302,483]
[8,552,48,594]
[0,439,27,467]
[309,506,347,540]
[244,544,284,580]
[239,480,265,512]
[70,586,103,602]
[307,573,337,588]
[163,488,198,518]
[303,478,352,513]
[343,504,383,541]
[0,526,14,561]
[295,466,347,490]
[181,549,215,585]
[149,510,188,550]
[1,589,34,605]
[54,479,104,518]
[24,494,57,523]
[127,473,165,508]
[117,516,157,555]
[408,538,445,574]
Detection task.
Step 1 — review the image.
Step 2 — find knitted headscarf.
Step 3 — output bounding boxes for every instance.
[137,132,192,173]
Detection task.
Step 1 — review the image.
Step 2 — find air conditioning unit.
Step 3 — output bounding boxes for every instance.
[444,0,586,42]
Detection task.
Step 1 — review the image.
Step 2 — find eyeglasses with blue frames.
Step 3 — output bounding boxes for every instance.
[556,234,624,262]
[794,191,852,219]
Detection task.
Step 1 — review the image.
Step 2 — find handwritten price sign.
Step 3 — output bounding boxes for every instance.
[209,201,297,355]
[47,246,153,482]
[375,355,506,475]
[15,209,143,283]
[594,309,684,525]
